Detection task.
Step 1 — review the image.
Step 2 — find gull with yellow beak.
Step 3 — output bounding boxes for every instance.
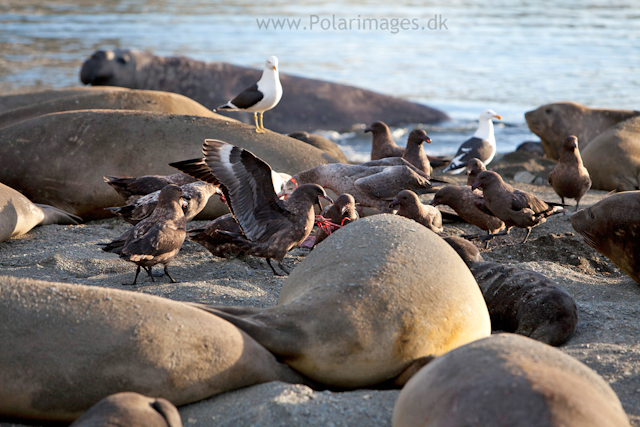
[442,109,502,174]
[214,56,282,133]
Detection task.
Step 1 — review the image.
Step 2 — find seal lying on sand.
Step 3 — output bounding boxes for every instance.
[0,276,305,422]
[70,392,182,427]
[571,191,640,284]
[0,182,81,243]
[0,88,231,130]
[392,334,631,427]
[191,215,491,388]
[524,101,640,160]
[80,49,449,132]
[0,109,334,220]
[445,236,578,346]
[580,116,640,191]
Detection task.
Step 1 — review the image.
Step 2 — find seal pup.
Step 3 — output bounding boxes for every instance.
[70,392,182,427]
[571,191,640,284]
[392,334,631,427]
[100,184,188,285]
[170,139,332,275]
[0,276,306,422]
[279,158,442,214]
[0,182,81,243]
[106,181,221,224]
[389,190,443,233]
[444,236,578,346]
[105,172,196,200]
[190,215,491,389]
[314,193,359,246]
[525,101,640,160]
[442,109,502,174]
[288,131,349,163]
[401,129,433,175]
[466,157,486,186]
[472,170,564,243]
[431,185,505,236]
[548,135,592,210]
[214,56,282,133]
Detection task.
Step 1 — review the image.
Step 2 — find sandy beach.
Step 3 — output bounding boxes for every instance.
[0,151,638,426]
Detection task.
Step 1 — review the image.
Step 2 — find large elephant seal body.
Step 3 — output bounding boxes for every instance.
[0,109,335,219]
[580,117,640,191]
[70,392,182,427]
[0,86,126,114]
[80,49,449,132]
[0,182,80,242]
[0,276,304,422]
[392,334,631,427]
[571,191,640,284]
[0,87,233,130]
[524,101,640,160]
[444,236,578,346]
[194,214,491,388]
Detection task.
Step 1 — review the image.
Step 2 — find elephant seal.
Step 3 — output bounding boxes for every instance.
[0,86,126,114]
[580,116,640,191]
[0,276,305,422]
[79,49,449,132]
[0,87,233,130]
[392,334,631,427]
[0,109,335,219]
[444,236,578,346]
[288,131,349,163]
[0,182,81,243]
[524,101,640,160]
[70,392,182,427]
[192,214,491,388]
[571,191,640,284]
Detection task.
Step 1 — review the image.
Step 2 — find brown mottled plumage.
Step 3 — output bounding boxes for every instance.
[315,193,359,246]
[431,185,504,235]
[472,171,564,243]
[104,172,195,200]
[189,213,245,258]
[390,190,443,233]
[466,158,487,187]
[548,135,592,211]
[280,158,442,213]
[170,139,332,275]
[106,181,220,224]
[100,184,188,285]
[402,129,432,176]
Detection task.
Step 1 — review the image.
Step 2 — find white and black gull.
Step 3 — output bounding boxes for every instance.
[442,109,502,174]
[214,56,283,133]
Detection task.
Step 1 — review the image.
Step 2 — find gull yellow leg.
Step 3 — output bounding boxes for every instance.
[253,113,264,133]
[259,112,266,131]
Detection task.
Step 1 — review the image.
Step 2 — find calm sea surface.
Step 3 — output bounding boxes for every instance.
[1,0,638,161]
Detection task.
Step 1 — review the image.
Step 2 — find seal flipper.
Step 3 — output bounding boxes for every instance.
[188,303,307,358]
[151,398,184,427]
[35,203,82,225]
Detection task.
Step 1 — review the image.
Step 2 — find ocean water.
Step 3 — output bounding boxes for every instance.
[1,0,638,162]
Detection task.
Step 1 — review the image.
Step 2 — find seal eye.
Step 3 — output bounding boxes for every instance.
[545,108,552,114]
[589,209,595,220]
[116,56,128,65]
